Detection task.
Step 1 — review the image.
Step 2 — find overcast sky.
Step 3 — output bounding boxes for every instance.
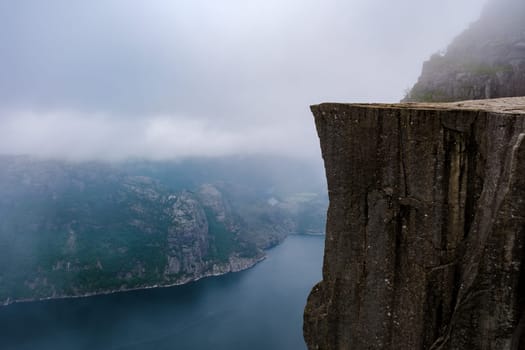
[0,0,487,161]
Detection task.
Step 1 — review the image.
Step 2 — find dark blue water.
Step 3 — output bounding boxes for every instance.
[0,235,324,350]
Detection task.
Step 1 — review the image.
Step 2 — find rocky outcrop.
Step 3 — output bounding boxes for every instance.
[404,0,525,102]
[304,97,525,349]
[164,191,209,277]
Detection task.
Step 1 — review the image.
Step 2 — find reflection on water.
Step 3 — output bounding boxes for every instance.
[0,235,324,350]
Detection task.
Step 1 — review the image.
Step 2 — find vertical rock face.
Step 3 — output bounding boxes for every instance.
[304,97,525,349]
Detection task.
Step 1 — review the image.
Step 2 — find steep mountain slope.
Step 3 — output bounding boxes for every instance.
[123,158,328,246]
[0,155,326,304]
[404,0,525,102]
[0,157,257,304]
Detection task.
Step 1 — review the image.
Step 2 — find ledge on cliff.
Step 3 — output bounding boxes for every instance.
[304,97,525,349]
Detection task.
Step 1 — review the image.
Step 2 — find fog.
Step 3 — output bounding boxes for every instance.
[0,0,487,161]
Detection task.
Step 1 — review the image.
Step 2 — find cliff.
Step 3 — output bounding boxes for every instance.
[304,97,525,349]
[404,0,525,102]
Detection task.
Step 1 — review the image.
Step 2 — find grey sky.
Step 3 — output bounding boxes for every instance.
[0,0,487,161]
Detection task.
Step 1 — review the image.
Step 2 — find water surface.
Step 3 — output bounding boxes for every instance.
[0,235,324,350]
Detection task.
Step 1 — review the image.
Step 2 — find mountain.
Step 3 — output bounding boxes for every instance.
[0,155,326,305]
[404,0,525,102]
[119,157,328,244]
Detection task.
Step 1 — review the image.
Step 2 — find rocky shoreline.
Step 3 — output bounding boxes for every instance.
[2,254,266,307]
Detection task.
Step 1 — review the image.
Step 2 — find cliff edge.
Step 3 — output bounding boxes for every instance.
[304,97,525,349]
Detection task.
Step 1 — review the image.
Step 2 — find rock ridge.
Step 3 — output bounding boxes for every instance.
[304,97,525,349]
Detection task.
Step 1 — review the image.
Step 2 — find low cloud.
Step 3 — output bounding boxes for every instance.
[0,0,487,161]
[0,110,319,161]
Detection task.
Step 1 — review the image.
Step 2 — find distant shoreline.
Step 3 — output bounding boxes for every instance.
[2,234,325,307]
[2,255,266,307]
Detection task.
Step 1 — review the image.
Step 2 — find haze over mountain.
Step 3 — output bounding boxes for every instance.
[0,155,327,304]
[405,0,525,102]
[0,0,497,309]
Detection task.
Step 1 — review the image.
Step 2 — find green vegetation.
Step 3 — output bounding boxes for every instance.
[204,208,239,262]
[0,156,327,303]
[461,62,512,76]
